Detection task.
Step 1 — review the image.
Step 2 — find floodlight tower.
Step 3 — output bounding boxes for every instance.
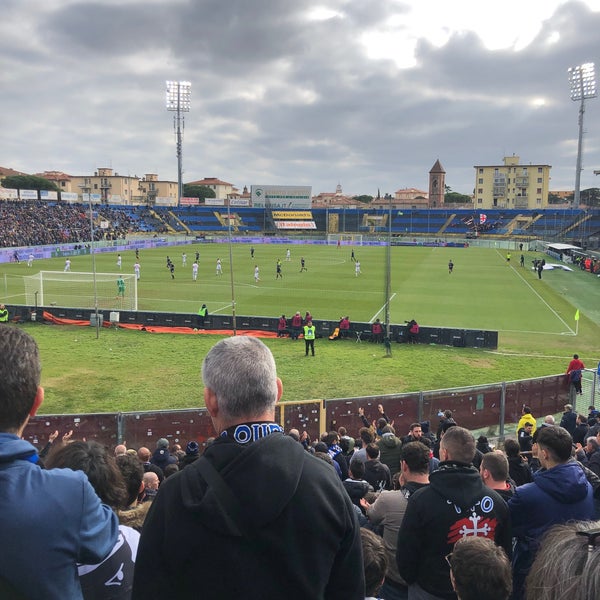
[166,80,191,206]
[568,63,596,208]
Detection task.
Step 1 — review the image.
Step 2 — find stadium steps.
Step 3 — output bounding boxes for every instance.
[437,214,456,234]
[563,212,593,235]
[167,211,191,234]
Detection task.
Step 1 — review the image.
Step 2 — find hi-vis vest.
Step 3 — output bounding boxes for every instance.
[303,325,315,340]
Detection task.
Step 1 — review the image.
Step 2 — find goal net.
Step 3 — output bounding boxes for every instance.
[326,234,363,245]
[24,271,138,311]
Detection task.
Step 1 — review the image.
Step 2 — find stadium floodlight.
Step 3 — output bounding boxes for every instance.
[166,80,191,206]
[568,63,596,208]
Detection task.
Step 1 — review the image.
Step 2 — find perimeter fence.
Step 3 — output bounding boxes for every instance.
[26,370,598,452]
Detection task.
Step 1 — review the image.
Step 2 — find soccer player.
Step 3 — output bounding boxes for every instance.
[182,253,187,267]
[254,265,260,283]
[355,261,361,276]
[448,260,454,274]
[300,257,307,272]
[276,260,282,279]
[116,276,126,299]
[64,258,71,272]
[27,253,34,267]
[117,254,122,270]
[216,259,222,276]
[134,262,141,280]
[192,261,199,281]
[286,248,291,261]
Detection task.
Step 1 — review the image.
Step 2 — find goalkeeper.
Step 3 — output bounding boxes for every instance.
[116,276,126,299]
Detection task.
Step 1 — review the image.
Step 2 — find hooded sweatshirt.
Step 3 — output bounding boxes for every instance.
[378,432,403,477]
[396,461,511,600]
[509,460,594,598]
[133,431,364,599]
[0,433,118,599]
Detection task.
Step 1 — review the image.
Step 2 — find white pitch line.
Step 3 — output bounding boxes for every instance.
[370,293,396,323]
[495,250,575,335]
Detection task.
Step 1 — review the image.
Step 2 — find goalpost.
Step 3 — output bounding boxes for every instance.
[326,233,363,245]
[24,271,138,312]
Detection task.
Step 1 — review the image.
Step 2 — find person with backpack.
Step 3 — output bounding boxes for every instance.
[567,354,585,395]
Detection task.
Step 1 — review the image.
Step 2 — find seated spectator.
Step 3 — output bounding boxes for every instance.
[448,536,512,600]
[525,521,600,600]
[360,528,387,600]
[45,441,139,599]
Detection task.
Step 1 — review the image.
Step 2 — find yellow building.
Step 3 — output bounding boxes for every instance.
[69,169,177,205]
[474,155,551,209]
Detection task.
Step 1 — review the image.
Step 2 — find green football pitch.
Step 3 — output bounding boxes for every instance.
[1,242,599,412]
[2,242,597,338]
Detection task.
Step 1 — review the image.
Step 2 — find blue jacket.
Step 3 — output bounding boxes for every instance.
[0,433,119,599]
[509,460,594,598]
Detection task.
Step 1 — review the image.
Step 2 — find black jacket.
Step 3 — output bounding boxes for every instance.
[396,461,512,600]
[133,432,364,599]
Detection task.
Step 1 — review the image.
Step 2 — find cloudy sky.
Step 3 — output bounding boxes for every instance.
[1,0,599,197]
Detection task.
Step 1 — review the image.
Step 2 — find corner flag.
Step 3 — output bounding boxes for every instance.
[575,309,580,321]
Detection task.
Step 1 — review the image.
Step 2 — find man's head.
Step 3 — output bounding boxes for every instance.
[586,436,599,454]
[137,447,151,462]
[202,337,281,431]
[365,443,380,460]
[116,454,144,506]
[114,444,127,457]
[46,440,128,510]
[409,423,423,439]
[440,426,475,464]
[577,414,588,425]
[523,422,534,434]
[503,438,520,458]
[536,425,573,466]
[564,403,573,413]
[349,459,365,480]
[522,405,532,415]
[143,471,160,491]
[449,536,512,600]
[400,441,430,476]
[480,452,509,487]
[0,327,43,433]
[543,415,556,426]
[325,431,340,446]
[360,528,387,598]
[359,427,374,445]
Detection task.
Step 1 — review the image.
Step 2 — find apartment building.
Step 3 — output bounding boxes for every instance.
[474,155,551,209]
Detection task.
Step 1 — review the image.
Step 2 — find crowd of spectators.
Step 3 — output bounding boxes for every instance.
[0,200,144,248]
[3,325,600,599]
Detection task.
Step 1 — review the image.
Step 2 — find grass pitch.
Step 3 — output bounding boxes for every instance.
[1,242,598,413]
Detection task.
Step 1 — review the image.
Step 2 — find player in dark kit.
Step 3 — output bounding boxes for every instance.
[448,260,454,274]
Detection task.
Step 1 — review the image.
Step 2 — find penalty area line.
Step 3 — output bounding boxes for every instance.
[370,293,396,324]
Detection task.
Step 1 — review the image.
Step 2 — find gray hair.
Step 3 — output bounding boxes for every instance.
[587,437,600,451]
[202,336,278,421]
[526,521,600,600]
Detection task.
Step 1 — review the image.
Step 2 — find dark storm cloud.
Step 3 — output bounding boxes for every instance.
[0,0,599,195]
